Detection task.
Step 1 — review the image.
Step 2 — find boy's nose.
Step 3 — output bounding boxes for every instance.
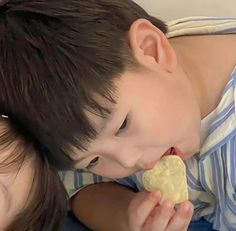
[118,158,158,170]
[118,157,139,168]
[141,160,157,170]
[113,150,141,169]
[112,149,160,170]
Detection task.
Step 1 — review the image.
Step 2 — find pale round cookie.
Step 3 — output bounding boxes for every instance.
[142,155,188,204]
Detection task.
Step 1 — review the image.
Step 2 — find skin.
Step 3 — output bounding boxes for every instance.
[77,67,201,179]
[0,140,34,230]
[71,19,236,230]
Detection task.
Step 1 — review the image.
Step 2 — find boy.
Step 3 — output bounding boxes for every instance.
[60,3,236,231]
[65,14,236,230]
[1,0,236,230]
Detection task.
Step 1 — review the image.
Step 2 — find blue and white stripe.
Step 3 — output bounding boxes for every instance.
[184,67,236,230]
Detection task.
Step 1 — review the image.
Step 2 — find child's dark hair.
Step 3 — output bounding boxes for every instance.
[0,0,167,170]
[0,116,68,231]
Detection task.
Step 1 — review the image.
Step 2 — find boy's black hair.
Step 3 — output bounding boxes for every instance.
[0,0,167,170]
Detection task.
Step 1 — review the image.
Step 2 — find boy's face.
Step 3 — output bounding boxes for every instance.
[73,19,201,179]
[74,67,201,179]
[0,153,34,230]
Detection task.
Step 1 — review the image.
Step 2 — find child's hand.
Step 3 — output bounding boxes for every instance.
[127,190,193,231]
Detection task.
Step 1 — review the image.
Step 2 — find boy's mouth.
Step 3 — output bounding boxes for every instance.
[143,147,184,170]
[163,147,183,157]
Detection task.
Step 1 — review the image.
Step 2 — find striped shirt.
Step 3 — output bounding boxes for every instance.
[60,17,236,230]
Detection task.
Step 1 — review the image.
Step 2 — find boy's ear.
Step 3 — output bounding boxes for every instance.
[128,19,177,72]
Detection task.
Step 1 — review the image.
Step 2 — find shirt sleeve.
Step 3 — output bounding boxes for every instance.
[114,172,144,192]
[59,169,113,198]
[59,169,144,198]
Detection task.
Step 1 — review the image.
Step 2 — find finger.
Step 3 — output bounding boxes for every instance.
[167,201,194,231]
[129,190,161,230]
[148,200,175,231]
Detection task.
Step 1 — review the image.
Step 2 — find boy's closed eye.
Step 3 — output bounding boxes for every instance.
[86,116,130,169]
[116,115,129,135]
[86,156,100,169]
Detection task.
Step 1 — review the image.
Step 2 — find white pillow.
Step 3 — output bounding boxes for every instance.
[134,0,236,21]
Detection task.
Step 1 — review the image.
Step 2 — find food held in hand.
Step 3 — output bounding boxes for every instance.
[142,155,188,204]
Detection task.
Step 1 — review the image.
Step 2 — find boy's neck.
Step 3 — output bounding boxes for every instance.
[170,34,236,119]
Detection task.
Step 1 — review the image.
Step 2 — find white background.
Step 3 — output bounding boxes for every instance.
[134,0,236,21]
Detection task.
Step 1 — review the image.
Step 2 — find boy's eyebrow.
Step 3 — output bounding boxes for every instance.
[73,149,98,165]
[97,116,110,132]
[75,156,87,166]
[92,108,115,133]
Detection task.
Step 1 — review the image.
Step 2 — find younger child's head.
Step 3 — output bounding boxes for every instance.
[0,0,201,179]
[0,116,68,231]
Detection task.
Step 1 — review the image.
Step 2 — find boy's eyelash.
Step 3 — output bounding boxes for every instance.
[118,115,130,132]
[86,157,99,169]
[119,117,128,130]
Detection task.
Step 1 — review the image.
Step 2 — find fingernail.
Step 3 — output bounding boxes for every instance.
[163,200,174,210]
[184,204,193,213]
[152,190,161,197]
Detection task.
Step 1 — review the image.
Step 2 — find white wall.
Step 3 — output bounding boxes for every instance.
[134,0,236,21]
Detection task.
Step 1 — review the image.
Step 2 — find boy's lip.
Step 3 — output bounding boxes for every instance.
[163,147,183,157]
[143,147,183,170]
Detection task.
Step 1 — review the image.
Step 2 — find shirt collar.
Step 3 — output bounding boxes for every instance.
[200,67,236,158]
